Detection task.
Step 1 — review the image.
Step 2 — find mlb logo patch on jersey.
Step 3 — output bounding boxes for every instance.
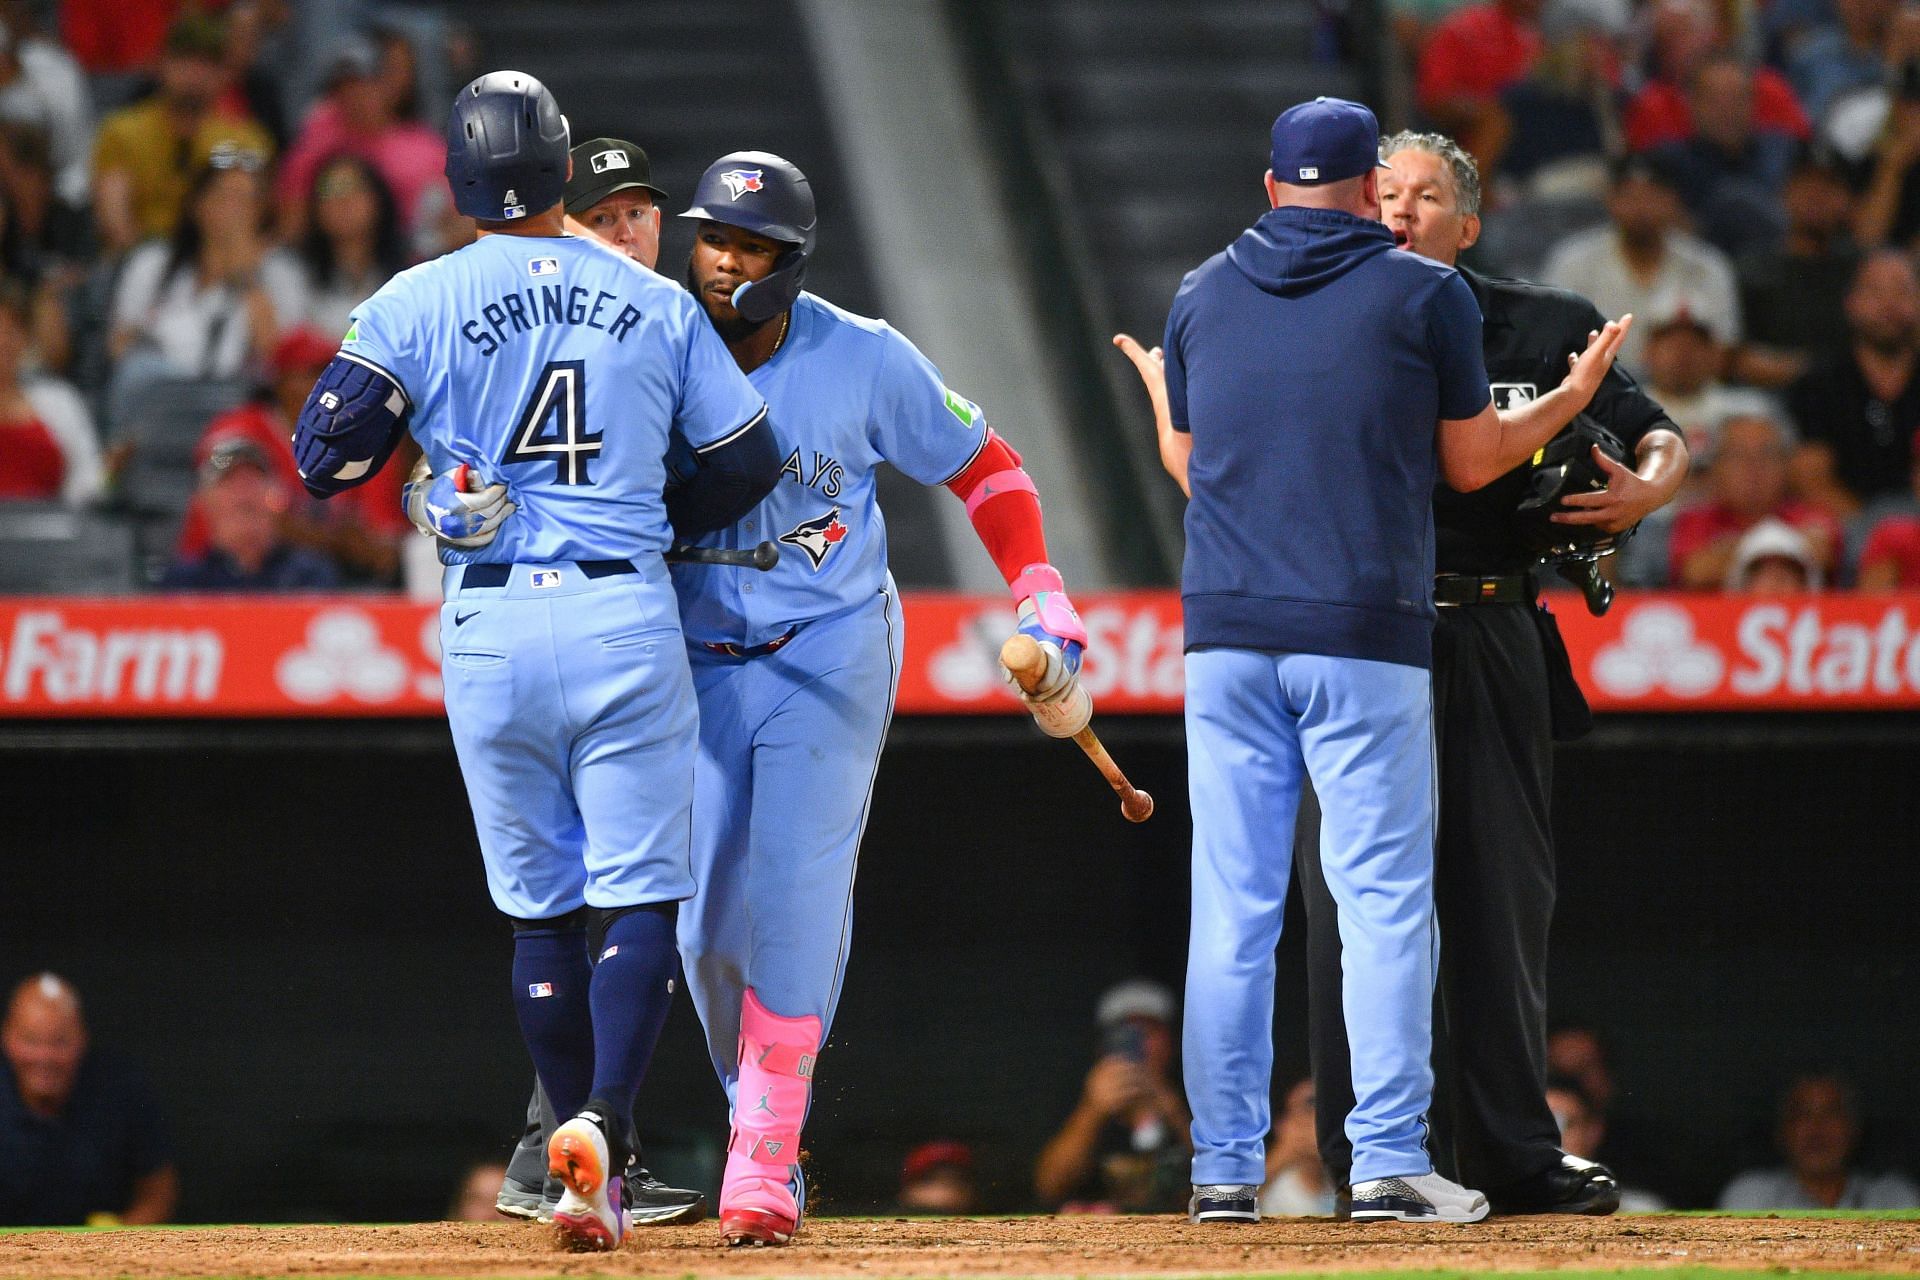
[528,983,554,998]
[779,508,850,570]
[529,257,560,277]
[720,168,765,199]
[1492,383,1539,410]
[530,569,562,589]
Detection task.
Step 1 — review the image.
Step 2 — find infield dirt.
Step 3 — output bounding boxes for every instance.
[2,1215,1917,1278]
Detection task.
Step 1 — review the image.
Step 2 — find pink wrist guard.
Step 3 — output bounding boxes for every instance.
[1013,562,1088,647]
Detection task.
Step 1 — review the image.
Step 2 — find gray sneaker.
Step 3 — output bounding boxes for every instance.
[495,1172,548,1221]
[1188,1183,1260,1223]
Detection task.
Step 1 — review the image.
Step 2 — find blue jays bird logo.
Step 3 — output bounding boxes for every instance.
[720,168,765,199]
[779,508,849,570]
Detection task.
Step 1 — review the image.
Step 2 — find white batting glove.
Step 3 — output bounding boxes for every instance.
[403,463,515,548]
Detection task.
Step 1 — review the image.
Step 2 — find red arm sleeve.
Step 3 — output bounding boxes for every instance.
[944,429,1053,592]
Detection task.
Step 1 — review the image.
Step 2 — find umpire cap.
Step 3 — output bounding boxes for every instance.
[444,70,570,222]
[566,138,667,215]
[680,151,816,323]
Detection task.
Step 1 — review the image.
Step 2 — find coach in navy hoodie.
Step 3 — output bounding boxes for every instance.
[1164,98,1629,1228]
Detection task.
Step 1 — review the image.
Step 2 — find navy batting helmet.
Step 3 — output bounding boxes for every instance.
[680,151,817,323]
[444,71,570,223]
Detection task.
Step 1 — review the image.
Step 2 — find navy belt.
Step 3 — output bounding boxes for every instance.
[460,559,637,589]
[702,627,798,659]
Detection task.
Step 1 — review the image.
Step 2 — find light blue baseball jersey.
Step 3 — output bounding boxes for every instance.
[670,292,987,648]
[342,233,767,566]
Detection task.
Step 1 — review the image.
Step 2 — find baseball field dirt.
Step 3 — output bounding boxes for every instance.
[2,1214,1917,1279]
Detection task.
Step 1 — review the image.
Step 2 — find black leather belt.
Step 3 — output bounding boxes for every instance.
[1433,572,1535,607]
[702,628,797,659]
[459,559,637,589]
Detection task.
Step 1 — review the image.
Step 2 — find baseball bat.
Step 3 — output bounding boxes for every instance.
[666,541,781,571]
[1000,633,1154,823]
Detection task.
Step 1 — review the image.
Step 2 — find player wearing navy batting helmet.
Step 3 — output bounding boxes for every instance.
[412,149,1091,1247]
[301,71,782,1252]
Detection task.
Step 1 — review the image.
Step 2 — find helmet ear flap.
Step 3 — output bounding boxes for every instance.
[730,247,808,325]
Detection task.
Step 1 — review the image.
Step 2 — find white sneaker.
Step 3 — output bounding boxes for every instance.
[1350,1171,1489,1223]
[547,1112,625,1251]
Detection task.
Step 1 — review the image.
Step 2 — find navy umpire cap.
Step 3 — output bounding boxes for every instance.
[680,151,817,324]
[1270,97,1393,186]
[445,70,570,222]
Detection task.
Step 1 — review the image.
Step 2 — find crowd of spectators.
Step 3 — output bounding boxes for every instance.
[0,2,466,594]
[1392,0,1920,590]
[5,969,1911,1224]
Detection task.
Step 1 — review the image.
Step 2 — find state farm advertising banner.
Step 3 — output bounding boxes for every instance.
[0,592,1916,717]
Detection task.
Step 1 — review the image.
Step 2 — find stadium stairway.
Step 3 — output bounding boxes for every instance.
[450,0,959,585]
[1000,0,1360,347]
[975,0,1365,569]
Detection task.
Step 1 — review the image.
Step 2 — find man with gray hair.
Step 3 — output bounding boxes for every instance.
[1289,127,1690,1217]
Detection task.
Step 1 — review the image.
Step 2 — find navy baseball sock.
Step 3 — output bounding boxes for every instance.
[584,905,678,1132]
[510,925,594,1121]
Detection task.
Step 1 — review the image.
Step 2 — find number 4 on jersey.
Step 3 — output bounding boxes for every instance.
[504,360,602,485]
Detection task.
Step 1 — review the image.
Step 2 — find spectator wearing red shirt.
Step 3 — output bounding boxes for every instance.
[1858,431,1920,587]
[1624,0,1809,153]
[1670,409,1842,588]
[0,281,97,505]
[177,327,411,586]
[1415,0,1544,166]
[275,35,446,246]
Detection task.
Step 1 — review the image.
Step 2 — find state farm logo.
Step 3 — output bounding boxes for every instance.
[927,603,1183,703]
[275,609,410,704]
[1591,604,1723,698]
[1,611,222,702]
[1588,601,1920,702]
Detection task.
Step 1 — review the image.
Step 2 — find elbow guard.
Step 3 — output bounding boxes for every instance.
[667,408,781,537]
[293,353,411,497]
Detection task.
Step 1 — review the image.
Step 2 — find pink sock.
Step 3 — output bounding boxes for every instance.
[720,988,821,1220]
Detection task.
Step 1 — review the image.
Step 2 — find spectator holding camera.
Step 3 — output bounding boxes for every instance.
[1034,981,1191,1213]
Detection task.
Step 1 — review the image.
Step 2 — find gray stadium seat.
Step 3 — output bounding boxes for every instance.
[0,503,138,594]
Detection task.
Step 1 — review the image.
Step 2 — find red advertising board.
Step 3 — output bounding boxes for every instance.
[0,592,1916,717]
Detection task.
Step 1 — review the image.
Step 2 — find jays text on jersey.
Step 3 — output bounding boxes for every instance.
[670,292,987,649]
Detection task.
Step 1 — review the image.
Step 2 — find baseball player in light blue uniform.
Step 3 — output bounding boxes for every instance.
[1138,99,1624,1226]
[294,74,780,1253]
[415,151,1089,1248]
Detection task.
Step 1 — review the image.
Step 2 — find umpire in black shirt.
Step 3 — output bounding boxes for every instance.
[1292,132,1690,1215]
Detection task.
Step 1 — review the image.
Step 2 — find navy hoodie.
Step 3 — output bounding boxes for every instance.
[1164,206,1491,669]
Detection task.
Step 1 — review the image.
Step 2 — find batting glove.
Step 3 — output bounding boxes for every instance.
[1009,564,1087,705]
[404,466,515,548]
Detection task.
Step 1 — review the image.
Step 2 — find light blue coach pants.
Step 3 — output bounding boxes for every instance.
[1183,646,1438,1187]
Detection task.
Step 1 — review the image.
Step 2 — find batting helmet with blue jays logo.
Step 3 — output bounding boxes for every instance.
[444,71,570,222]
[680,151,817,324]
